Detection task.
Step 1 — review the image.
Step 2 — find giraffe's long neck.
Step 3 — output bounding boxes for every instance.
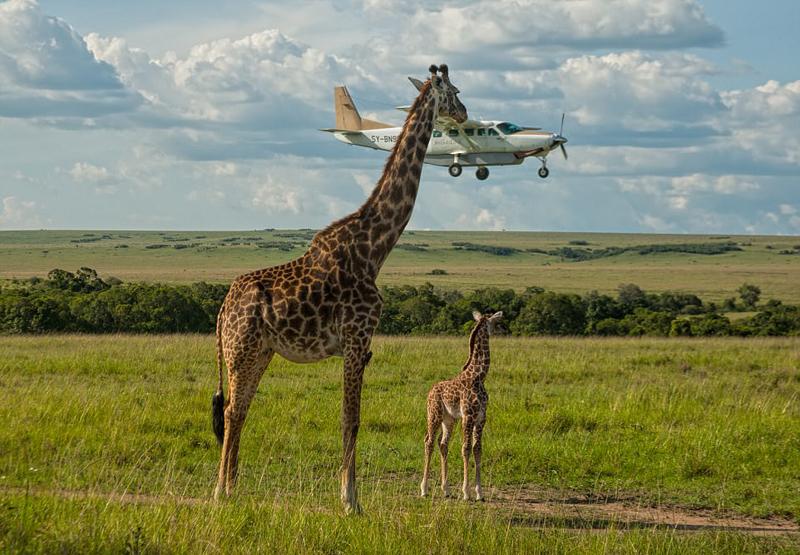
[461,325,490,382]
[359,85,437,271]
[309,83,437,278]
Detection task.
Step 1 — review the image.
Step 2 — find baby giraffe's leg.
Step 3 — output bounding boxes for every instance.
[439,416,455,496]
[472,415,486,501]
[461,416,474,501]
[421,398,442,497]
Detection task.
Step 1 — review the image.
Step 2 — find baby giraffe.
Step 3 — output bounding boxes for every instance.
[421,311,503,501]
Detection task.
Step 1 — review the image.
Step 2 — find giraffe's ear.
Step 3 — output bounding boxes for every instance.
[472,311,482,322]
[408,77,425,91]
[489,311,503,323]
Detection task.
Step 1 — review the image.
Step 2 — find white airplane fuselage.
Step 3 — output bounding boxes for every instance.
[322,85,567,179]
[330,122,560,168]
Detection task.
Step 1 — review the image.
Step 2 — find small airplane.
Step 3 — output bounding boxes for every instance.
[321,80,568,180]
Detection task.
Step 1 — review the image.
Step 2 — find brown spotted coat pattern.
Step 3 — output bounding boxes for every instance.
[420,311,503,501]
[212,64,467,514]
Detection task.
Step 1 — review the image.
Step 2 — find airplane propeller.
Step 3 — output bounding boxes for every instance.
[552,113,568,160]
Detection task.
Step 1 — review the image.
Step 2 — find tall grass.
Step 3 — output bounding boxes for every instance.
[1,335,798,553]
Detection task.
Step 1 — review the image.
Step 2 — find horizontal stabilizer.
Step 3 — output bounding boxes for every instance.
[319,128,363,135]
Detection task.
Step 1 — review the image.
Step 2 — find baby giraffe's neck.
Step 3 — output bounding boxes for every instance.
[459,325,490,382]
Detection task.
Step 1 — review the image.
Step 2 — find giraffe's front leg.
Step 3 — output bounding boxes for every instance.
[340,341,370,514]
[461,416,474,501]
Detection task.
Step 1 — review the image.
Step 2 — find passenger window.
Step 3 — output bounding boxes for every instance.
[447,129,459,137]
[432,130,442,137]
[488,128,499,136]
[476,128,486,136]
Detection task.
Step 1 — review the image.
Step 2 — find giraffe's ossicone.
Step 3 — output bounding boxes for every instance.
[421,311,503,501]
[211,64,467,514]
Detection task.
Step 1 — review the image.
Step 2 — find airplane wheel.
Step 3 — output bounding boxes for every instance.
[476,167,489,181]
[538,167,549,179]
[448,163,463,177]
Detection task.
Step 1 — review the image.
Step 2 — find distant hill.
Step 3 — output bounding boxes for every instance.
[1,230,798,303]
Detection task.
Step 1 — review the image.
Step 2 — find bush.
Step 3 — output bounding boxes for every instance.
[689,313,732,336]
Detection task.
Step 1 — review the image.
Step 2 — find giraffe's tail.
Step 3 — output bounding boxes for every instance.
[212,302,226,445]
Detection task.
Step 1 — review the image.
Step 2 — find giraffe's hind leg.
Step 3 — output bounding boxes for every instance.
[214,345,273,499]
[439,415,455,497]
[421,393,442,497]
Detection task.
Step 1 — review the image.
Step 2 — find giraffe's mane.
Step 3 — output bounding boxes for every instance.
[372,80,432,191]
[462,318,484,371]
[312,80,432,242]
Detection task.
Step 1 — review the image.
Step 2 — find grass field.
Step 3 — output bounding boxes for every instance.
[1,334,798,553]
[2,230,800,303]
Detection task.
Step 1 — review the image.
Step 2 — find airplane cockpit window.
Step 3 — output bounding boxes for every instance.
[476,128,486,136]
[432,130,442,137]
[465,128,475,136]
[497,122,523,135]
[488,128,499,136]
[447,129,460,137]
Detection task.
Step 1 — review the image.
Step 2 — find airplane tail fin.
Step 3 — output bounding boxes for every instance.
[334,86,390,131]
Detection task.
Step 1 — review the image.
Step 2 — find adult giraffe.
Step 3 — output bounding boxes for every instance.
[212,64,467,513]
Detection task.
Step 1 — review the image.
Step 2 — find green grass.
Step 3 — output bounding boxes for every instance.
[2,230,799,303]
[1,334,798,553]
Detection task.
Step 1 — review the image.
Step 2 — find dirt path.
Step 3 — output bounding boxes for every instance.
[3,485,798,536]
[486,486,799,536]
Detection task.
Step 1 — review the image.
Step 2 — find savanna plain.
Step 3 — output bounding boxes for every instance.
[1,230,799,553]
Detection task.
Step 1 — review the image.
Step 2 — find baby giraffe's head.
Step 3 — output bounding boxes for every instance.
[472,311,503,335]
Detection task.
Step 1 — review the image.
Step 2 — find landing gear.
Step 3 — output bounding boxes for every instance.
[538,166,549,179]
[476,166,489,181]
[448,163,463,177]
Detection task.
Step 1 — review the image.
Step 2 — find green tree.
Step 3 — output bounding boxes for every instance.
[511,291,586,336]
[738,283,761,309]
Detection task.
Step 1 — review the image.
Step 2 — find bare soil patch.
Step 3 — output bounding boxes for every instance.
[486,486,799,536]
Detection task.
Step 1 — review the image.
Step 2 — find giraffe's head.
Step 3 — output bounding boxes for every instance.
[472,311,503,335]
[412,64,468,124]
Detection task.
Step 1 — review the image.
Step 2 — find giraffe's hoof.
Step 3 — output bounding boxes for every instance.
[343,502,363,516]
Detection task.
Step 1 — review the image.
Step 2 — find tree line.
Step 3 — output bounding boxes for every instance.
[0,268,798,336]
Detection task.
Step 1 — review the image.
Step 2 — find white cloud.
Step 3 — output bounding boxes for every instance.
[720,80,800,165]
[86,28,378,130]
[670,174,759,194]
[408,0,722,53]
[69,162,109,182]
[0,196,39,229]
[252,176,303,214]
[638,214,675,232]
[558,52,720,130]
[668,195,689,210]
[779,204,797,215]
[0,0,141,118]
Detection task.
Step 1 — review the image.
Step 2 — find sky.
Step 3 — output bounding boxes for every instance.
[1,0,798,234]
